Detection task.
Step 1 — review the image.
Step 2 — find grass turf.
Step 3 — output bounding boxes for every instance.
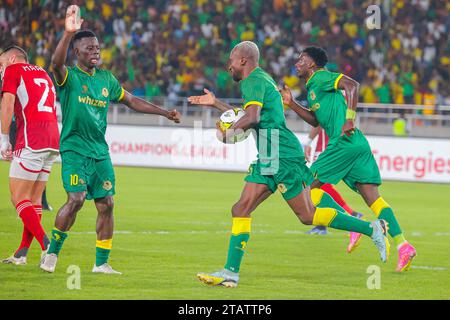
[0,161,449,299]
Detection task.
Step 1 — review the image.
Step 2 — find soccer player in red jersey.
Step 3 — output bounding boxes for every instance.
[0,46,59,265]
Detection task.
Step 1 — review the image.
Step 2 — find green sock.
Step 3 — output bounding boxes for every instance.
[95,247,111,266]
[224,218,251,273]
[311,188,373,235]
[95,239,113,266]
[370,197,405,245]
[48,228,68,256]
[313,207,374,236]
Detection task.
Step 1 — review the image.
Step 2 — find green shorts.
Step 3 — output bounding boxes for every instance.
[61,150,115,200]
[245,157,314,200]
[310,129,381,192]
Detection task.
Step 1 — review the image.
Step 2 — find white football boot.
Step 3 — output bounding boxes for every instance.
[92,263,122,274]
[40,253,58,273]
[2,255,27,265]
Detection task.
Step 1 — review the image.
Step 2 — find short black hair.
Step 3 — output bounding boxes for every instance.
[302,47,328,67]
[73,30,97,44]
[0,45,29,62]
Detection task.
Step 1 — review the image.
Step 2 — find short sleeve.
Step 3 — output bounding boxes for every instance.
[241,78,265,110]
[54,67,72,88]
[109,72,124,102]
[1,65,20,96]
[317,71,343,92]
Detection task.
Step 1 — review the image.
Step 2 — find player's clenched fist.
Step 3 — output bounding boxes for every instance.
[0,135,12,161]
[167,109,181,123]
[65,4,84,33]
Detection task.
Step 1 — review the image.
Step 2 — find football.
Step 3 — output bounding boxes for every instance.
[217,107,250,143]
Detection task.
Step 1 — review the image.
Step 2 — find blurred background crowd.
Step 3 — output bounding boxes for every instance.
[1,0,449,107]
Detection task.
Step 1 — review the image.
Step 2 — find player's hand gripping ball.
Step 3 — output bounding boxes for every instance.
[217,108,250,144]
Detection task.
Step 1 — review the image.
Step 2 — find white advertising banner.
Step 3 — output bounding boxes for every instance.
[106,125,450,183]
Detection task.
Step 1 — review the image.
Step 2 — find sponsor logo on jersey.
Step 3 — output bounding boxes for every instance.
[102,87,109,97]
[103,180,113,191]
[78,95,107,107]
[82,85,88,93]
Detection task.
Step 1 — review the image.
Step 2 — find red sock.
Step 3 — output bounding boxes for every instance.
[16,201,47,250]
[15,205,42,256]
[320,183,354,215]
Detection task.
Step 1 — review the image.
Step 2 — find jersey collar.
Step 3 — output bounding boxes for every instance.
[76,64,96,76]
[240,66,260,86]
[306,68,325,87]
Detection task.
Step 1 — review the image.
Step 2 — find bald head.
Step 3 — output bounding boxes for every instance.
[231,41,260,64]
[228,41,260,82]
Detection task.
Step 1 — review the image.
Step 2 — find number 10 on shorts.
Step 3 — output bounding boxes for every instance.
[70,174,79,186]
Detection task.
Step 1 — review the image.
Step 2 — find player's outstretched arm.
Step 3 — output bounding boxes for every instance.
[279,85,319,127]
[188,88,233,112]
[122,91,181,123]
[0,92,15,160]
[52,4,84,85]
[337,75,359,136]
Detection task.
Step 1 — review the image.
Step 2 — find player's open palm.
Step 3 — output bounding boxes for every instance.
[279,85,293,106]
[187,88,216,106]
[65,5,83,33]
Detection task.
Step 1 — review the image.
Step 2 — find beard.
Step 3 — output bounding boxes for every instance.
[232,72,241,82]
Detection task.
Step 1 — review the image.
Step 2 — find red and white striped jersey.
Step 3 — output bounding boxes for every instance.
[315,127,329,153]
[1,63,59,152]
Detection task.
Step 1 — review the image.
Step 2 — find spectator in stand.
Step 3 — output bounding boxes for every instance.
[0,0,447,107]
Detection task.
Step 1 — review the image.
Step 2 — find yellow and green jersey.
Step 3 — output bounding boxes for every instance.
[240,67,303,161]
[56,65,124,159]
[306,69,349,146]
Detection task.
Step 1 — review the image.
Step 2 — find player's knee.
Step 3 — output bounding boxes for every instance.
[231,201,251,218]
[102,197,114,213]
[67,193,86,212]
[295,209,314,225]
[96,196,114,215]
[10,195,17,207]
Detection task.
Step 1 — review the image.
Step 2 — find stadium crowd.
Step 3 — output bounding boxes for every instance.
[0,0,449,107]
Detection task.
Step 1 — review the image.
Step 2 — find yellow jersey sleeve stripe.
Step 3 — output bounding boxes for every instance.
[334,73,344,90]
[243,101,263,110]
[55,69,69,87]
[118,87,125,101]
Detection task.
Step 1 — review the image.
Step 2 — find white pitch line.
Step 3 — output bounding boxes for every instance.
[411,266,447,271]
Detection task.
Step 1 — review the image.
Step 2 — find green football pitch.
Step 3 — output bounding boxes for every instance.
[0,161,449,300]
